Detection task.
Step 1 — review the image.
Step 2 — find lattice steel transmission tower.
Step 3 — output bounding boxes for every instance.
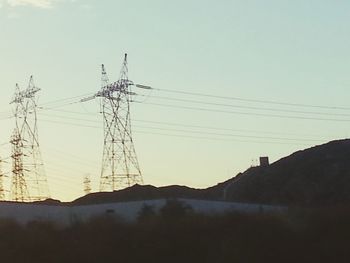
[10,128,29,201]
[82,54,147,191]
[83,174,92,195]
[10,76,50,201]
[0,157,6,201]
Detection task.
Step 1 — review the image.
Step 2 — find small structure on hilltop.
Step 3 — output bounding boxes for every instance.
[259,157,269,167]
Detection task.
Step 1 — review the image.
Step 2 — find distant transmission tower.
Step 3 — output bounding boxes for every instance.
[0,157,6,201]
[82,54,149,191]
[10,76,50,201]
[83,174,92,195]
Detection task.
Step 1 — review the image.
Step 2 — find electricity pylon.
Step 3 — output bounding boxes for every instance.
[83,174,92,195]
[10,76,50,202]
[0,157,6,201]
[82,54,149,191]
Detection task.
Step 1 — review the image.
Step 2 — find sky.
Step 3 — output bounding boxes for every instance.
[1,0,350,201]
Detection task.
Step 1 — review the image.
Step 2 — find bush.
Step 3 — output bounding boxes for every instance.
[137,204,157,222]
[159,199,193,220]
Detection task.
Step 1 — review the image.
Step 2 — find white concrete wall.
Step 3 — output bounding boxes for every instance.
[178,199,286,215]
[71,199,167,223]
[0,199,286,225]
[0,203,71,225]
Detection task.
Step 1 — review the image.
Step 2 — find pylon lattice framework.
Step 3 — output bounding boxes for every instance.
[97,54,143,191]
[10,76,50,202]
[83,174,91,195]
[10,129,29,201]
[0,157,6,201]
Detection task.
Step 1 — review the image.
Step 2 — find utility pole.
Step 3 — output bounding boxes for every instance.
[10,76,50,201]
[82,54,149,191]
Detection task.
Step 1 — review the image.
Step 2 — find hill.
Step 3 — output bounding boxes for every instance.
[72,184,224,205]
[72,139,350,207]
[224,139,350,206]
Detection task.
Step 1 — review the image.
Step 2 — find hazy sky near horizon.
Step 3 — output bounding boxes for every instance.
[1,0,350,201]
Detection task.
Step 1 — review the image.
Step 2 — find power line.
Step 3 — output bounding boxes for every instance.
[0,115,14,120]
[0,93,94,122]
[134,130,315,146]
[153,87,350,111]
[132,119,324,137]
[47,176,84,192]
[135,101,350,122]
[44,147,98,167]
[45,157,97,174]
[45,168,84,184]
[143,95,350,117]
[39,92,95,107]
[37,114,325,142]
[133,125,324,142]
[38,118,101,129]
[38,112,100,124]
[36,108,334,137]
[3,86,350,123]
[0,110,12,115]
[37,117,329,146]
[40,107,99,116]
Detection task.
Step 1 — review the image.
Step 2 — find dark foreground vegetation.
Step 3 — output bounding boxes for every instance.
[1,201,350,263]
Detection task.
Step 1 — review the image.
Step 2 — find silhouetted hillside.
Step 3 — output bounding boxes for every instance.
[72,184,223,205]
[72,139,350,207]
[225,139,350,206]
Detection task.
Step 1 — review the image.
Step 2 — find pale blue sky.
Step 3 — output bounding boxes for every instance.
[1,0,350,201]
